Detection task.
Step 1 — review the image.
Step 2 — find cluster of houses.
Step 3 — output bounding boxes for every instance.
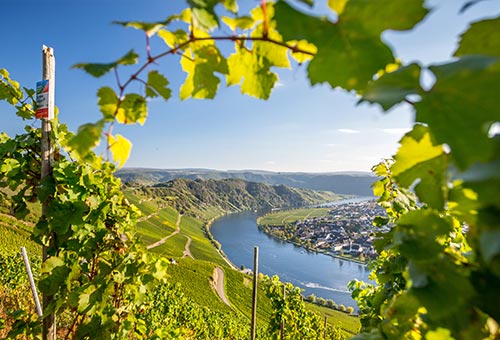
[266,200,390,260]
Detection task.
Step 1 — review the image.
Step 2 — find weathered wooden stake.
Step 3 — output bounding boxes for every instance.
[251,246,259,340]
[324,315,328,340]
[280,283,286,340]
[20,247,43,317]
[41,44,56,340]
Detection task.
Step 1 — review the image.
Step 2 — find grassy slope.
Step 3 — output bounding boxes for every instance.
[258,207,331,226]
[0,214,40,256]
[306,302,361,337]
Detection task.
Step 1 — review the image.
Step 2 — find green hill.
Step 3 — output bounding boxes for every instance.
[129,177,345,220]
[117,168,376,196]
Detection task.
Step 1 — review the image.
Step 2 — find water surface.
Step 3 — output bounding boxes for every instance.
[211,206,371,307]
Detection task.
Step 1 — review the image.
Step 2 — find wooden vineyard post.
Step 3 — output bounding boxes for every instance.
[40,45,56,340]
[324,315,328,340]
[280,283,286,340]
[251,246,259,340]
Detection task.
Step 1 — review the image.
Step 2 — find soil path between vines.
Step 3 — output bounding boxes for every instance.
[213,267,231,307]
[182,235,194,259]
[146,214,182,250]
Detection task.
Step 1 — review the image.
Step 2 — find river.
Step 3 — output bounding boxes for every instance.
[210,198,374,307]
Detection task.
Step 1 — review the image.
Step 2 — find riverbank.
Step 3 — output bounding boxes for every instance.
[203,216,240,271]
[256,224,369,265]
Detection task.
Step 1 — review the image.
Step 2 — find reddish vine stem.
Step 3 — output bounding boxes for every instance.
[64,314,82,340]
[261,0,269,38]
[105,34,316,154]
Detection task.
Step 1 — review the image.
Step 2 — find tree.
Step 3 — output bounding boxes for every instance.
[306,293,316,304]
[1,0,499,339]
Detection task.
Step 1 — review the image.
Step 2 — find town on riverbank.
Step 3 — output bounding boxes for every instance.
[257,199,389,263]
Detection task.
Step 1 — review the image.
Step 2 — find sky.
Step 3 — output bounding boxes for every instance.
[1,0,499,173]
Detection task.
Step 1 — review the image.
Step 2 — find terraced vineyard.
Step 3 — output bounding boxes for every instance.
[0,213,40,256]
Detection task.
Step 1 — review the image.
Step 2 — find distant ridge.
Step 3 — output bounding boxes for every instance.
[117,168,376,196]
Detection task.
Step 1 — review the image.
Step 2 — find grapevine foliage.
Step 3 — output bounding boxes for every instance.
[1,0,500,339]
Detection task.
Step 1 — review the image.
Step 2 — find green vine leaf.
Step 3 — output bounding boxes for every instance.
[97,86,118,121]
[328,0,348,15]
[455,17,500,58]
[188,0,220,31]
[145,70,172,100]
[180,41,228,100]
[415,56,500,169]
[113,21,165,37]
[275,0,427,91]
[252,26,291,69]
[391,125,447,209]
[73,50,139,78]
[158,29,189,49]
[221,16,254,31]
[67,121,104,158]
[361,63,422,111]
[117,93,148,125]
[227,44,278,99]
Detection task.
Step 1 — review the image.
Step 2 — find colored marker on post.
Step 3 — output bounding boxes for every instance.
[35,79,54,119]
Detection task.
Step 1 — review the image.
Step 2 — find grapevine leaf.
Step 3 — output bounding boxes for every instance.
[252,27,291,69]
[455,17,500,58]
[221,16,254,30]
[180,45,228,100]
[391,125,446,209]
[73,50,139,78]
[227,45,277,99]
[153,258,169,280]
[361,63,422,111]
[275,2,393,91]
[108,134,132,168]
[113,21,164,37]
[288,40,317,63]
[0,133,16,157]
[187,0,221,31]
[97,87,118,121]
[116,93,147,125]
[158,29,189,48]
[145,71,171,100]
[342,0,428,34]
[415,56,500,169]
[409,259,474,319]
[66,121,104,158]
[328,0,348,15]
[222,0,238,13]
[117,50,140,65]
[0,158,20,177]
[425,328,454,340]
[41,256,65,273]
[0,69,23,105]
[398,210,452,239]
[39,257,70,295]
[275,1,427,91]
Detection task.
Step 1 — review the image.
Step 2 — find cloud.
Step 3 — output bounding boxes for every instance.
[265,160,276,165]
[337,128,360,134]
[381,128,411,135]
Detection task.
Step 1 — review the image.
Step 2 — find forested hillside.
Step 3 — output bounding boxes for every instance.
[117,168,376,196]
[129,177,344,219]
